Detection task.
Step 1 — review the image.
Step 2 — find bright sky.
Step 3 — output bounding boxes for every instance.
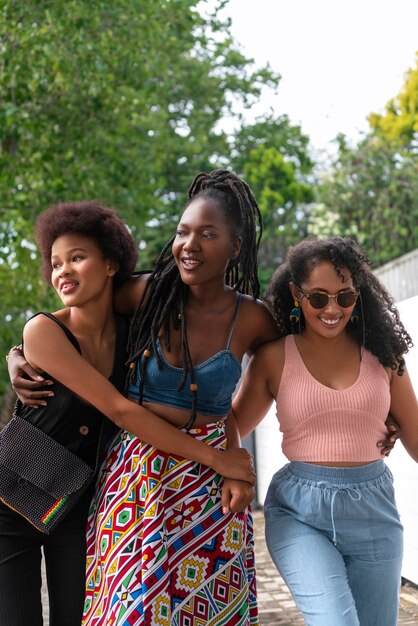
[219,0,418,156]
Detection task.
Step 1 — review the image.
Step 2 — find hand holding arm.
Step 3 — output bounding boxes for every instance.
[220,412,255,512]
[389,367,418,462]
[7,347,54,407]
[377,413,401,456]
[213,448,255,485]
[221,478,255,514]
[22,315,255,483]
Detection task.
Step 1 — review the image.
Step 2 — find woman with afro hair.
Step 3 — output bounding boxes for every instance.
[2,198,257,626]
[231,236,417,626]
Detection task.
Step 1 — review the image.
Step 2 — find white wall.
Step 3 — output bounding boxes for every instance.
[386,295,418,584]
[254,294,418,584]
[254,403,286,505]
[375,249,418,303]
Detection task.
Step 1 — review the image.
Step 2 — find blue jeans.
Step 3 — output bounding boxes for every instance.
[264,461,403,626]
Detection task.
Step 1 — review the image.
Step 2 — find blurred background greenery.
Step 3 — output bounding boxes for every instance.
[1,0,418,398]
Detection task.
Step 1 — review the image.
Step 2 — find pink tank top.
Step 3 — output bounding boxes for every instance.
[276,335,391,462]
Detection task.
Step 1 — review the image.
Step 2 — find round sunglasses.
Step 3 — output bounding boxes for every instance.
[296,286,359,309]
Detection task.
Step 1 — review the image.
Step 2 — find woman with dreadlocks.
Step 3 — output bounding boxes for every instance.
[80,170,279,625]
[230,236,417,626]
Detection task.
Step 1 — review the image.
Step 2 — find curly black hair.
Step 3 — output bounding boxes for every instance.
[265,236,413,374]
[35,200,138,288]
[126,169,263,429]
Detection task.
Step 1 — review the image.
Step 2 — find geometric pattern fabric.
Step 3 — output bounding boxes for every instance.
[83,422,258,625]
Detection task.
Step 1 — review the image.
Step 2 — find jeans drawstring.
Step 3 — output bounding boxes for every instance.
[317,482,362,546]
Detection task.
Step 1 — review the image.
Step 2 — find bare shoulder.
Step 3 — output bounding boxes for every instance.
[253,336,285,368]
[114,273,150,316]
[24,312,68,345]
[24,312,56,335]
[238,294,280,353]
[246,337,286,398]
[239,295,275,324]
[23,313,68,366]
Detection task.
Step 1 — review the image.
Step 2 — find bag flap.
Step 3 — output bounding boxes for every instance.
[0,418,93,497]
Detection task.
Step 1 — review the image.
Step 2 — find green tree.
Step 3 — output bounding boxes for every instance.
[368,52,418,147]
[0,0,279,393]
[314,134,418,265]
[0,0,278,225]
[230,115,314,288]
[231,113,313,176]
[314,53,418,267]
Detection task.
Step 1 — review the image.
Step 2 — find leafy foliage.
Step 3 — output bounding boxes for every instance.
[0,0,281,392]
[0,0,277,223]
[313,52,418,269]
[368,52,418,148]
[231,113,314,176]
[231,115,315,286]
[314,135,418,266]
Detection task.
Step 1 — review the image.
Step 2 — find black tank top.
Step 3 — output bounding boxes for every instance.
[18,312,128,468]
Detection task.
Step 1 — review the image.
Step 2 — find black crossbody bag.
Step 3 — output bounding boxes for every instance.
[0,401,113,534]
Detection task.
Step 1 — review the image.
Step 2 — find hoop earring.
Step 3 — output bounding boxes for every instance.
[290,299,300,323]
[350,306,360,323]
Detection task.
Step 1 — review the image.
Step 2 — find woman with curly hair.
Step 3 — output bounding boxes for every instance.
[2,199,257,626]
[231,236,417,626]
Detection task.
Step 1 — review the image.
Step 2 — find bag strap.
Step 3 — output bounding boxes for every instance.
[12,398,113,477]
[15,311,118,476]
[93,417,115,475]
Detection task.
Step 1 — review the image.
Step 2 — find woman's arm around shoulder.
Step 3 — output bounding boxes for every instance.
[232,337,285,440]
[389,366,418,462]
[23,314,255,483]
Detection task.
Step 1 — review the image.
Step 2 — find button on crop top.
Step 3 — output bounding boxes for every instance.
[276,335,391,462]
[128,295,242,417]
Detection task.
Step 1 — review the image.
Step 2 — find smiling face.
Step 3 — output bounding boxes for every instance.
[291,261,357,339]
[51,233,117,307]
[172,197,242,289]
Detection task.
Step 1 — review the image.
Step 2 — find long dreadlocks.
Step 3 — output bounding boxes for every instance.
[126,169,263,429]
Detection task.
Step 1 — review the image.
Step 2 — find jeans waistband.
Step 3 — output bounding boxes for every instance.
[287,460,387,485]
[287,461,388,546]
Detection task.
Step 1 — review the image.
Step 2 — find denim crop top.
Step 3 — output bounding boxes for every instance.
[128,295,242,417]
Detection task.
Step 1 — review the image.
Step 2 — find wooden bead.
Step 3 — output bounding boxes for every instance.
[143,349,151,357]
[129,362,136,369]
[189,383,198,392]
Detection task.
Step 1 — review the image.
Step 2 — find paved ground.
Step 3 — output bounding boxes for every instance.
[41,508,418,625]
[253,509,418,626]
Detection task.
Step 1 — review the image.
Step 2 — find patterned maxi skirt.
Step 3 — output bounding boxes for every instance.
[83,421,258,626]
